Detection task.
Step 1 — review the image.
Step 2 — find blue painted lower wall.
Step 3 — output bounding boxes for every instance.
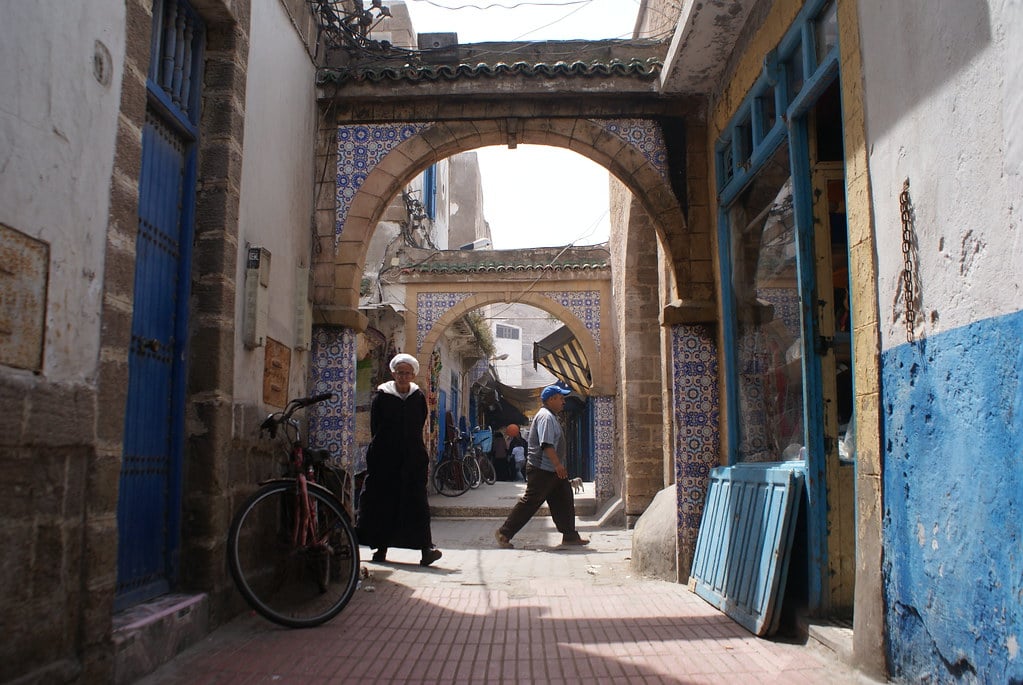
[882,309,1023,682]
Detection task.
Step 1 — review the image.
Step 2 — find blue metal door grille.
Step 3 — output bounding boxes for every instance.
[116,0,203,610]
[689,463,804,636]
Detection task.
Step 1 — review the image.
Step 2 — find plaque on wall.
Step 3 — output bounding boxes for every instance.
[0,224,49,371]
[263,337,291,407]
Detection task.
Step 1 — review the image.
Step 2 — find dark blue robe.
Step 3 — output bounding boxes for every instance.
[355,385,433,551]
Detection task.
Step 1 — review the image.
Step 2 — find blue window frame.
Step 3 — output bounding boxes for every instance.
[423,164,437,220]
[714,0,842,612]
[716,0,840,464]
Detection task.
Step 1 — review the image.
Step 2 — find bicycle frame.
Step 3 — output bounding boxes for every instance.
[259,393,353,513]
[228,392,359,628]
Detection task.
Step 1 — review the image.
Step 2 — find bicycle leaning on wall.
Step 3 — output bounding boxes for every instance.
[226,393,360,628]
[468,426,497,486]
[431,428,479,496]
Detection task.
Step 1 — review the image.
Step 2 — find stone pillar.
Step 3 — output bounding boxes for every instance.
[611,197,667,526]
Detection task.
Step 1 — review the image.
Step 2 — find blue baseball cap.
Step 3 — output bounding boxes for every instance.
[541,384,572,402]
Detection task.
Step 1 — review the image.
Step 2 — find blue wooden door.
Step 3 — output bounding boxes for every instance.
[116,0,203,610]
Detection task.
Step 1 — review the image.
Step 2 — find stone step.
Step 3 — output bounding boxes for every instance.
[112,593,208,685]
[428,480,597,518]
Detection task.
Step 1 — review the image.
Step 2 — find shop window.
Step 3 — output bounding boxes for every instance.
[727,144,805,462]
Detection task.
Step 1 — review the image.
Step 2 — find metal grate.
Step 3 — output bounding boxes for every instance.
[149,0,204,124]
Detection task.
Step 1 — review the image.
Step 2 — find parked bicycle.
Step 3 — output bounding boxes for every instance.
[226,393,360,628]
[431,426,498,495]
[432,430,480,496]
[469,426,497,485]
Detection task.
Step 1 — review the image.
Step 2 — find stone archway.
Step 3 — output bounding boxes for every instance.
[416,290,607,391]
[312,117,688,322]
[412,287,617,498]
[306,113,716,535]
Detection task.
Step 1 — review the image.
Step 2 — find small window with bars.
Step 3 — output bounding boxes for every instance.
[149,0,205,125]
[495,324,520,340]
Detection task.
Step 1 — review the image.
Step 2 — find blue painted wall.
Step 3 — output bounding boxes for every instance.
[882,309,1023,682]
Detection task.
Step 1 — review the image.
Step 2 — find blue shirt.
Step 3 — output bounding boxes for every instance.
[526,407,564,472]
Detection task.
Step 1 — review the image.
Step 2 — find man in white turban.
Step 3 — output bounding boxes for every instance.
[388,352,420,376]
[356,353,442,566]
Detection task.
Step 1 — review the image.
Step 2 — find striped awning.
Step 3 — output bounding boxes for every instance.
[533,326,591,395]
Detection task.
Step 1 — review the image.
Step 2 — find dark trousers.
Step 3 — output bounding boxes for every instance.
[498,466,582,541]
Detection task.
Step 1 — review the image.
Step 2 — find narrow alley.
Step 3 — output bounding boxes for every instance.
[136,483,871,684]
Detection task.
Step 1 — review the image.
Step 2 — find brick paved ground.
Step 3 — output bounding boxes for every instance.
[138,487,876,684]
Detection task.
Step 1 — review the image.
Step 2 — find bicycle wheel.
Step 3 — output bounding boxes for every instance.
[478,451,497,485]
[465,454,483,489]
[433,459,470,497]
[227,481,360,628]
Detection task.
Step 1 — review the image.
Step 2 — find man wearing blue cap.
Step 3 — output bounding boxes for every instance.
[495,384,589,548]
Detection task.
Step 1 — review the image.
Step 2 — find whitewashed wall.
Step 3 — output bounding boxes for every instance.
[233,0,317,402]
[858,2,1023,680]
[0,0,126,381]
[860,0,1022,347]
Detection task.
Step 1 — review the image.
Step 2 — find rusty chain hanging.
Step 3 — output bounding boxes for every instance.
[899,179,917,343]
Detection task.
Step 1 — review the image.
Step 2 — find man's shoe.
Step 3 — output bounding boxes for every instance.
[420,548,442,567]
[371,549,387,562]
[495,530,514,549]
[561,537,590,546]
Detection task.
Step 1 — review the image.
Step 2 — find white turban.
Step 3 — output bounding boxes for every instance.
[389,353,420,375]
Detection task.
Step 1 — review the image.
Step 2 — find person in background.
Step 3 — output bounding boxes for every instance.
[504,423,528,482]
[492,425,511,480]
[356,353,443,567]
[495,386,588,548]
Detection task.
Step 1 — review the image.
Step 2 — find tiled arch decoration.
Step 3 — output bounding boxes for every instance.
[335,119,669,241]
[671,323,721,575]
[415,291,473,352]
[306,325,358,470]
[415,290,602,354]
[591,395,616,500]
[414,289,612,494]
[540,290,602,349]
[335,122,430,241]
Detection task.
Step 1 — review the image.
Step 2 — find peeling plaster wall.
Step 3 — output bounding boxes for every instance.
[234,0,317,403]
[0,0,125,380]
[859,0,1023,680]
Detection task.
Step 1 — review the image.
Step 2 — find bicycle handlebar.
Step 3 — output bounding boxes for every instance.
[260,393,337,438]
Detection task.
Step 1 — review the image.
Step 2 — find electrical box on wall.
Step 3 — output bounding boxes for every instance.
[295,266,312,351]
[243,246,270,348]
